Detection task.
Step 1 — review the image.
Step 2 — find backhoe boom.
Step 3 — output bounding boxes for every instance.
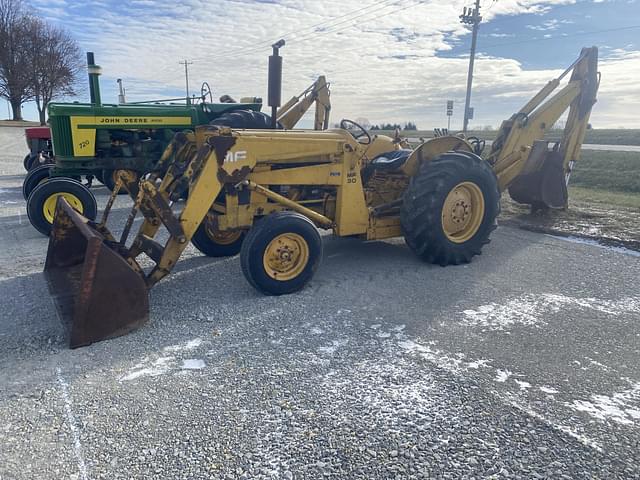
[487,47,599,208]
[276,76,331,130]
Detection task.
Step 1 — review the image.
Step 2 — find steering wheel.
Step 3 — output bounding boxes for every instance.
[200,82,213,104]
[340,119,372,145]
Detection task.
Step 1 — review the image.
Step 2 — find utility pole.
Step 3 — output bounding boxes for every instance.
[460,0,482,133]
[179,60,193,105]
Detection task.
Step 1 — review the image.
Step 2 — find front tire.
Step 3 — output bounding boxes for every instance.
[191,215,246,257]
[27,178,98,236]
[22,164,52,200]
[401,152,500,266]
[240,211,322,295]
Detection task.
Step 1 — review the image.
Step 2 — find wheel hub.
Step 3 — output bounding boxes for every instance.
[451,200,471,224]
[441,182,485,243]
[263,233,309,281]
[43,192,84,224]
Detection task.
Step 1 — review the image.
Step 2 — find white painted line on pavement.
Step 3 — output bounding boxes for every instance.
[500,392,603,452]
[163,255,238,281]
[56,367,89,480]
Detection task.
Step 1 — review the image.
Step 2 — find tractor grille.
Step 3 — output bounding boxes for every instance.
[49,116,73,156]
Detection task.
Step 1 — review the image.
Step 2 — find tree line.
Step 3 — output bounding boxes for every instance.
[370,122,418,131]
[0,0,82,123]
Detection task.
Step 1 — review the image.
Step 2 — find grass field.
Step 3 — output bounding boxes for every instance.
[377,129,640,146]
[568,150,640,210]
[568,186,640,209]
[571,150,640,194]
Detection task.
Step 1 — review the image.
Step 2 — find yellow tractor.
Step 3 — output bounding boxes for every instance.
[44,47,598,347]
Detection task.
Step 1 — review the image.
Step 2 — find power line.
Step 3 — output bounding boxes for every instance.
[190,0,400,63]
[281,0,423,47]
[484,0,498,13]
[322,22,637,80]
[479,24,640,50]
[138,3,635,95]
[193,0,420,63]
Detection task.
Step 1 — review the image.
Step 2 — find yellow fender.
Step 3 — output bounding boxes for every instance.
[401,136,474,177]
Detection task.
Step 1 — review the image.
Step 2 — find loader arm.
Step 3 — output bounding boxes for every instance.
[487,47,599,207]
[276,76,331,130]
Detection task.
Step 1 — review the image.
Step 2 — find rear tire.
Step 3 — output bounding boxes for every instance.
[22,164,52,200]
[27,178,97,236]
[191,217,245,257]
[401,152,500,266]
[210,109,281,129]
[240,211,322,295]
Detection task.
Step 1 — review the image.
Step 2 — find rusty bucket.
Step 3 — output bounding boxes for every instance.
[44,197,149,348]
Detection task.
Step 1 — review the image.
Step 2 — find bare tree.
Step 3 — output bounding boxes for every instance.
[27,17,82,125]
[0,0,32,120]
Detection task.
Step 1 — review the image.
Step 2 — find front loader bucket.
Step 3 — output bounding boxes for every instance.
[508,141,568,209]
[44,198,149,348]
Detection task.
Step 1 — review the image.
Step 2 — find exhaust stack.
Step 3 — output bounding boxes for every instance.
[117,78,126,104]
[87,52,102,106]
[268,40,285,129]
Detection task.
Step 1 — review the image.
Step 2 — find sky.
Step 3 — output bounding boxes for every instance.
[8,0,640,129]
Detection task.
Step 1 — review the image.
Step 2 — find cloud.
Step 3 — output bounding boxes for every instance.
[25,0,640,128]
[525,19,574,31]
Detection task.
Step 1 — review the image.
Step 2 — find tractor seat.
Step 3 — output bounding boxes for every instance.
[370,149,412,169]
[362,149,412,183]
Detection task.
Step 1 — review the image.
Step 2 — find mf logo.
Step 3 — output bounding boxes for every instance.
[224,150,247,163]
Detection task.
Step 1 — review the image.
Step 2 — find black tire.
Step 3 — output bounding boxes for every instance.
[23,153,33,171]
[27,154,43,171]
[401,151,500,266]
[191,220,246,257]
[22,164,52,200]
[210,109,282,129]
[27,178,98,236]
[240,211,322,295]
[102,169,134,194]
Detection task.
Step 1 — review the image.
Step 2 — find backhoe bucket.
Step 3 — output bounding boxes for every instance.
[508,141,568,209]
[44,198,149,348]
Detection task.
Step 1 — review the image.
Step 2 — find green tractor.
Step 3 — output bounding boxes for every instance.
[24,52,263,235]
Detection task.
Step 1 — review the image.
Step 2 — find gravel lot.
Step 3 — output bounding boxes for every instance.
[0,126,639,479]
